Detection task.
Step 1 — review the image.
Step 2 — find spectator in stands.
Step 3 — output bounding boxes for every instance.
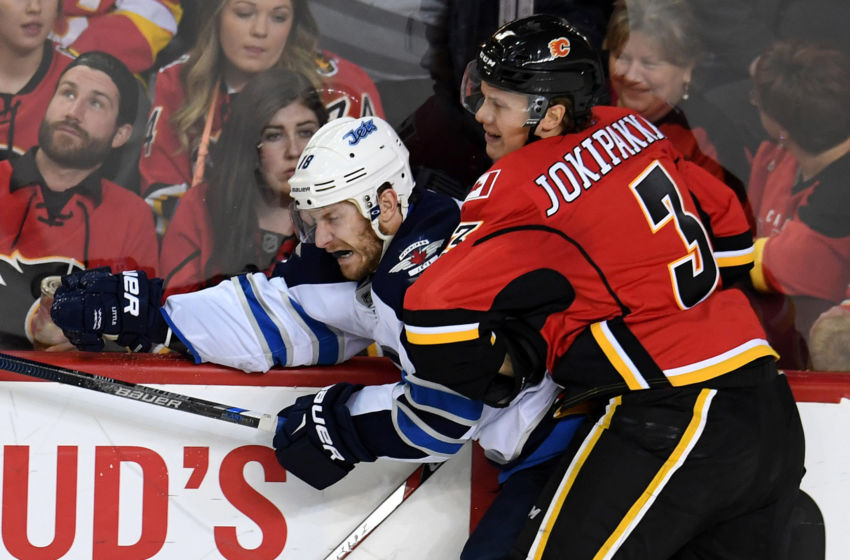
[0,51,157,350]
[51,0,183,74]
[603,0,752,201]
[140,0,384,235]
[160,68,327,297]
[747,41,850,365]
[687,0,850,164]
[0,0,75,160]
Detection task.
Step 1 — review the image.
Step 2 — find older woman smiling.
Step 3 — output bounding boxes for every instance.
[604,0,750,203]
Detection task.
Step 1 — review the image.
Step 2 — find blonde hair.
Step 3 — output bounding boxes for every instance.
[603,0,700,68]
[172,0,320,152]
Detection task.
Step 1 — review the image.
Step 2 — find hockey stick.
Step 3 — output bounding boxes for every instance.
[323,461,444,560]
[0,352,278,432]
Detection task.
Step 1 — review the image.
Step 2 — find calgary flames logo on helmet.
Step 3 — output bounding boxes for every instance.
[548,37,571,58]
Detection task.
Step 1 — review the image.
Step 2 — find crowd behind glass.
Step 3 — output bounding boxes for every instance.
[1,0,848,371]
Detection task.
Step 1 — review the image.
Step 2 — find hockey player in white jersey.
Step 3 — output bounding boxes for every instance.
[50,115,461,369]
[49,116,584,546]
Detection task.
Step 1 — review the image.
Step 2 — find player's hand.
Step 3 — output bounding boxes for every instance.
[272,383,373,489]
[50,267,166,352]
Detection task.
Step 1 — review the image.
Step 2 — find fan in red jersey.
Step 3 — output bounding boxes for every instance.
[0,52,157,350]
[0,0,74,161]
[140,0,384,235]
[747,40,850,364]
[159,68,328,297]
[604,0,752,204]
[51,0,183,73]
[403,15,804,559]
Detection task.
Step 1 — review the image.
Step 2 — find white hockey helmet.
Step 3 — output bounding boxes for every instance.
[289,116,414,244]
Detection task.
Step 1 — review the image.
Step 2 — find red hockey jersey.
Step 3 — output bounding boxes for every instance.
[0,43,74,161]
[159,182,296,298]
[140,51,385,234]
[404,106,775,406]
[749,141,850,304]
[0,149,158,347]
[53,0,182,73]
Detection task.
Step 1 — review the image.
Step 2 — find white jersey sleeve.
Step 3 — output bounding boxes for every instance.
[161,272,374,373]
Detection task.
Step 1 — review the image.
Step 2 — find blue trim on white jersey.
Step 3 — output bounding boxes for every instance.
[237,275,288,365]
[288,296,339,364]
[395,405,465,455]
[406,379,483,422]
[161,308,202,364]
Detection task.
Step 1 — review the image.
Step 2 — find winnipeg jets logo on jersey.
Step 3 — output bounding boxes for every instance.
[389,239,445,277]
[467,170,501,201]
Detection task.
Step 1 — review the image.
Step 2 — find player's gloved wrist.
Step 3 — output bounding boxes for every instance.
[50,267,166,352]
[273,383,373,489]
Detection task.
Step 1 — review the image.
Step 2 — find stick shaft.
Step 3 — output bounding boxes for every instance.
[0,352,277,431]
[324,462,443,560]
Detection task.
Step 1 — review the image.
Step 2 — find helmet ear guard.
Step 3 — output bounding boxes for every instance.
[289,116,414,246]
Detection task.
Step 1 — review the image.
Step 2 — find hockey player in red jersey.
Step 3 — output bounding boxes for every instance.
[0,0,74,160]
[402,16,805,559]
[140,0,384,234]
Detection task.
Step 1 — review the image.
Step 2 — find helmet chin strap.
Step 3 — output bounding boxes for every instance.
[376,225,395,259]
[372,199,411,259]
[525,121,544,146]
[523,99,549,146]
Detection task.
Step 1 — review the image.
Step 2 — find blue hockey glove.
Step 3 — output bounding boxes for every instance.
[50,267,166,352]
[273,383,375,489]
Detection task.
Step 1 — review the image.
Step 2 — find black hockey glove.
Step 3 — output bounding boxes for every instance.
[50,267,167,352]
[273,383,375,489]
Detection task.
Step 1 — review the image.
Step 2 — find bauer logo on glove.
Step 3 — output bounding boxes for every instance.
[122,271,142,317]
[50,267,167,352]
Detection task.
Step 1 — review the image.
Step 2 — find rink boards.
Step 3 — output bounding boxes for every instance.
[0,352,846,559]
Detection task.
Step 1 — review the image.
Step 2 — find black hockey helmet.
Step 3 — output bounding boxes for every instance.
[461,14,605,127]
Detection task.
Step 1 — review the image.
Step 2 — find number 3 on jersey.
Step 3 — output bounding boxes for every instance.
[631,161,719,310]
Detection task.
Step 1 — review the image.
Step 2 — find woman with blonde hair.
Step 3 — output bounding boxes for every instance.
[140,0,383,234]
[604,0,751,203]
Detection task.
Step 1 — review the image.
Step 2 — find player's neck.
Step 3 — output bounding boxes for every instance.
[34,148,101,193]
[0,43,45,95]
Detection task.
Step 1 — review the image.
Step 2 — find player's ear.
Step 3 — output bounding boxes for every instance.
[110,123,133,149]
[377,187,402,235]
[535,104,566,137]
[378,187,399,219]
